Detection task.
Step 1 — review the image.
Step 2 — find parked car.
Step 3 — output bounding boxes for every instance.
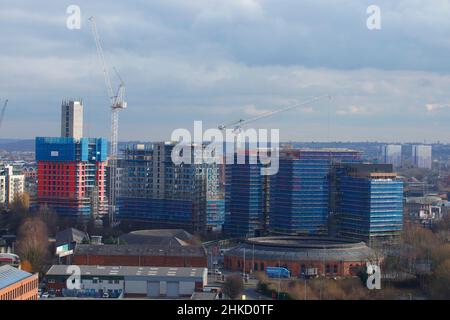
[40,292,49,299]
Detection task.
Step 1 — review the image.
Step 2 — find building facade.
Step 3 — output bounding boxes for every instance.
[72,244,207,268]
[117,142,224,233]
[0,165,25,207]
[333,163,404,243]
[35,137,108,218]
[61,99,83,140]
[381,144,402,168]
[0,265,38,300]
[46,265,207,298]
[269,149,362,236]
[224,237,376,277]
[412,145,432,169]
[223,150,268,238]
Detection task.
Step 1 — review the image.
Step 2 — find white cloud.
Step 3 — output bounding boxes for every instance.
[1,0,450,142]
[336,106,369,115]
[424,103,450,112]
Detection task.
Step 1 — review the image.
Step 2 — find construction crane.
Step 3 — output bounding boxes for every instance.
[89,16,127,227]
[0,99,8,130]
[218,94,331,133]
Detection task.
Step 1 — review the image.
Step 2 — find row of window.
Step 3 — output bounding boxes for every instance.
[0,278,37,300]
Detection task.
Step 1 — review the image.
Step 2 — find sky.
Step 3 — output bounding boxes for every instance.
[1,0,450,142]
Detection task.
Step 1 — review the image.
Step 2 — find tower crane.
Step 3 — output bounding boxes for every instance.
[0,99,8,130]
[89,16,127,227]
[218,94,331,133]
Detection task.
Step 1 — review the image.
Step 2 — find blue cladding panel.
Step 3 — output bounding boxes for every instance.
[117,197,193,224]
[35,137,77,161]
[224,160,265,238]
[35,137,107,162]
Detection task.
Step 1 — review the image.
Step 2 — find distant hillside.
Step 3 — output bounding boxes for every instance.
[0,139,152,152]
[0,139,34,152]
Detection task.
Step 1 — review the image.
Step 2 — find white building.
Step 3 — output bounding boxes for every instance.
[0,165,25,207]
[381,144,402,168]
[61,100,83,139]
[46,265,208,298]
[0,175,5,206]
[412,145,432,169]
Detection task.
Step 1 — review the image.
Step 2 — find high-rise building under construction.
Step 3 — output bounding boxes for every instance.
[116,142,224,233]
[35,100,107,219]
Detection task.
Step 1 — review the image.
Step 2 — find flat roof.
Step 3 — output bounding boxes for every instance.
[46,265,207,278]
[0,265,34,290]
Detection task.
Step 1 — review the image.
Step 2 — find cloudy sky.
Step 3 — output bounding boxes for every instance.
[1,0,450,142]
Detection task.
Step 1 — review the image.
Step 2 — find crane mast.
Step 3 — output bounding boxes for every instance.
[89,16,127,227]
[0,99,8,130]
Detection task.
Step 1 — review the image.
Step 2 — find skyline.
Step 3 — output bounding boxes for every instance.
[1,1,450,142]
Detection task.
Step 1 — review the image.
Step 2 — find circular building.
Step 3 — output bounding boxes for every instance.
[224,237,377,277]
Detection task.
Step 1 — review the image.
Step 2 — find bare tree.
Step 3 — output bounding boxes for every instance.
[16,217,50,273]
[222,274,244,299]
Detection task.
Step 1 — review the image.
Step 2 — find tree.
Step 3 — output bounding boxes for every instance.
[34,205,58,236]
[16,217,50,273]
[222,274,244,299]
[430,259,450,299]
[4,193,30,233]
[10,192,30,212]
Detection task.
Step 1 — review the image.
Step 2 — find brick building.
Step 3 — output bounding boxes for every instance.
[0,265,38,300]
[224,237,377,277]
[73,244,207,268]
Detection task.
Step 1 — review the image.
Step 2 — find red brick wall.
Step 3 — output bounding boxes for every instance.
[224,255,366,277]
[73,254,207,268]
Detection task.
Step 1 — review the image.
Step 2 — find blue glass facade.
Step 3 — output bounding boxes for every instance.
[117,197,193,227]
[224,158,267,238]
[337,175,403,242]
[207,199,225,232]
[269,149,362,235]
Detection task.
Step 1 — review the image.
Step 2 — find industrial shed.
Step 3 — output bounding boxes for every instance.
[46,265,207,298]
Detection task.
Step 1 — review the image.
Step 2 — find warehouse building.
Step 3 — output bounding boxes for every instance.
[46,265,207,298]
[72,243,207,268]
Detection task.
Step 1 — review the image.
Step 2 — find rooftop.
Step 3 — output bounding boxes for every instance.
[0,265,34,290]
[56,228,89,247]
[119,229,193,246]
[46,265,206,278]
[74,243,206,257]
[225,237,376,262]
